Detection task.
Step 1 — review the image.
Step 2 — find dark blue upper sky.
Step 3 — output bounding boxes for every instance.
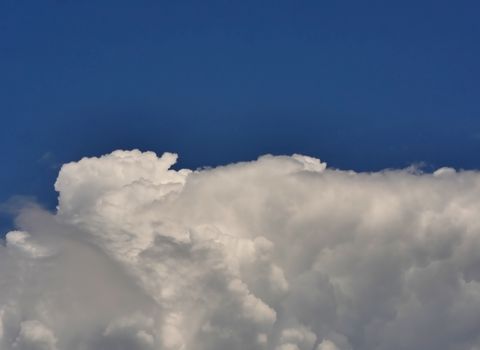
[1,0,480,224]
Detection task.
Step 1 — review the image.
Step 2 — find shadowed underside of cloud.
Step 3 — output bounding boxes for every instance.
[2,150,480,350]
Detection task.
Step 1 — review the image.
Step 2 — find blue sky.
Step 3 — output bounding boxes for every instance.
[1,0,479,218]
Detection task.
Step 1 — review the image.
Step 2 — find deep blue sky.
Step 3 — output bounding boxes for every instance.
[1,0,480,230]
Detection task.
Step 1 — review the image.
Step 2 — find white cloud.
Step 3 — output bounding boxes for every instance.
[2,149,480,349]
[317,339,339,350]
[12,320,57,350]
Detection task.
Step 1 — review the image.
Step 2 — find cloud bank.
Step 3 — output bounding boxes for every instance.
[2,150,480,350]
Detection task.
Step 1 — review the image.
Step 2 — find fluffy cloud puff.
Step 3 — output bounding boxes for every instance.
[2,149,480,350]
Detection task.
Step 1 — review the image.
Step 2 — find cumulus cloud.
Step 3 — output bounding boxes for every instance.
[2,149,480,349]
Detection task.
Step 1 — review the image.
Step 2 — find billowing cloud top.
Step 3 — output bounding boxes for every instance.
[2,150,480,350]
